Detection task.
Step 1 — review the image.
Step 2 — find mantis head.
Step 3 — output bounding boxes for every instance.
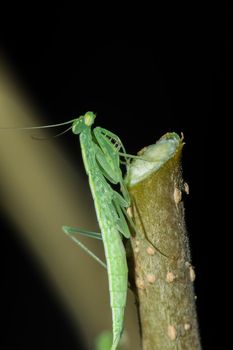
[72,111,96,134]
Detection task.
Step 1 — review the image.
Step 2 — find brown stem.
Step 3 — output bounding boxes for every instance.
[126,133,201,350]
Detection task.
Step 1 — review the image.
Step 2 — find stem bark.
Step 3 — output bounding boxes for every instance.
[126,133,201,350]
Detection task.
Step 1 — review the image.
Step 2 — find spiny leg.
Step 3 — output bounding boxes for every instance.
[62,226,107,269]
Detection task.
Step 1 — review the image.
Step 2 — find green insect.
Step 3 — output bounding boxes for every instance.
[65,112,132,350]
[3,111,135,350]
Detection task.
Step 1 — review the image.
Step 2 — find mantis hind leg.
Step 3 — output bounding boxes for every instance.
[62,226,107,269]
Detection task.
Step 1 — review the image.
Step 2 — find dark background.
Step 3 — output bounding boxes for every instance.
[0,4,231,349]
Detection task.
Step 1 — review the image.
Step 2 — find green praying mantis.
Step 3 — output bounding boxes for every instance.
[2,111,140,350]
[66,112,132,350]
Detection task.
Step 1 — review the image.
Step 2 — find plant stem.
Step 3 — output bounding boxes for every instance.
[126,133,201,350]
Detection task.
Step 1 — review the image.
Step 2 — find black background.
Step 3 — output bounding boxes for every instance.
[0,4,231,349]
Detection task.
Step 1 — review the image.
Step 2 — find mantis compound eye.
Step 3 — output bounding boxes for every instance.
[84,111,96,126]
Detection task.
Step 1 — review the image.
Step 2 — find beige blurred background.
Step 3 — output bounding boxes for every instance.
[0,59,140,349]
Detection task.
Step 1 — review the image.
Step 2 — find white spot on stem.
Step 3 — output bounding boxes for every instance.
[174,186,182,205]
[166,271,175,283]
[146,246,155,255]
[167,325,177,341]
[189,266,196,282]
[184,182,189,194]
[184,323,191,331]
[146,274,156,283]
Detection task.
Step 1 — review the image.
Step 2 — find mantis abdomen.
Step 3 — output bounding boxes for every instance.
[103,225,128,349]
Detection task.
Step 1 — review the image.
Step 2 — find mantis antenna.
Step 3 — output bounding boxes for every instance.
[31,125,73,140]
[0,119,76,130]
